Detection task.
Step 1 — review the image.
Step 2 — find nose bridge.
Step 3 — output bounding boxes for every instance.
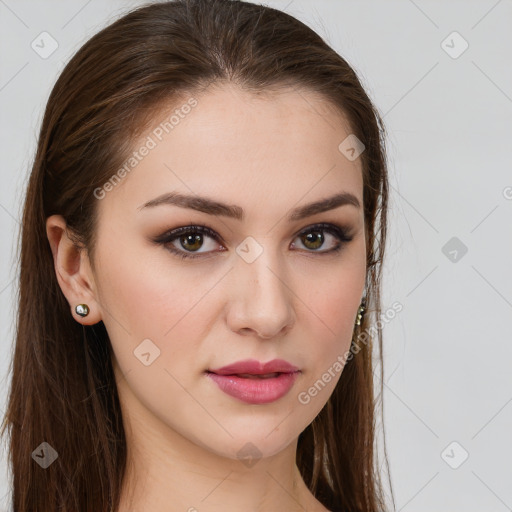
[229,236,295,337]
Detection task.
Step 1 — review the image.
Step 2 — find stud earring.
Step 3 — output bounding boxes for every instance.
[75,304,90,317]
[355,301,366,326]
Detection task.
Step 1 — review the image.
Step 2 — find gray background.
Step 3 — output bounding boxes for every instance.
[1,1,511,510]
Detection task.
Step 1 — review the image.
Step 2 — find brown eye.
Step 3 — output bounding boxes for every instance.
[153,225,224,260]
[301,230,324,250]
[292,223,352,253]
[153,222,353,261]
[179,233,204,252]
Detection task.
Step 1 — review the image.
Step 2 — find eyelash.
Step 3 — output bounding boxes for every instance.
[153,222,354,260]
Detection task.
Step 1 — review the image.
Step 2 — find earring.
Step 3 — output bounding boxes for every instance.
[75,304,90,317]
[355,301,366,326]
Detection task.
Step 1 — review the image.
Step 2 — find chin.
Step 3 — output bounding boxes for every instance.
[195,425,300,463]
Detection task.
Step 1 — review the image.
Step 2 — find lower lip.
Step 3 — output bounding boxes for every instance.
[206,371,300,404]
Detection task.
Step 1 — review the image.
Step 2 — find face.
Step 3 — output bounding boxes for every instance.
[90,83,366,461]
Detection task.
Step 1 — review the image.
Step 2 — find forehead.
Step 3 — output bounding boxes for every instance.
[95,83,363,224]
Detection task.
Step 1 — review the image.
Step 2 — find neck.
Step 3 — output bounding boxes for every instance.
[115,395,327,511]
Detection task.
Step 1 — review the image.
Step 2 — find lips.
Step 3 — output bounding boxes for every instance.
[206,358,300,404]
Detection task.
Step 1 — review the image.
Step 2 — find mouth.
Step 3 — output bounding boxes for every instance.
[205,370,300,404]
[218,372,282,379]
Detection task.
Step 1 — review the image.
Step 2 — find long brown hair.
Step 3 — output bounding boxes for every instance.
[1,1,394,510]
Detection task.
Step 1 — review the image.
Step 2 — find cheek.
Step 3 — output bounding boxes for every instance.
[292,283,359,415]
[302,258,364,336]
[295,256,365,380]
[300,286,356,378]
[96,245,221,372]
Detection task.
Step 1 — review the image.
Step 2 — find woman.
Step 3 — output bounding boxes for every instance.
[1,0,394,510]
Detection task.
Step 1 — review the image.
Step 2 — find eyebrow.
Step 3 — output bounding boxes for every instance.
[137,191,361,221]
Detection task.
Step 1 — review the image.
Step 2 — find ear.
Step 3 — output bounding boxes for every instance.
[45,214,103,326]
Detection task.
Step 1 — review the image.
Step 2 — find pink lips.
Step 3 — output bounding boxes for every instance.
[206,358,300,404]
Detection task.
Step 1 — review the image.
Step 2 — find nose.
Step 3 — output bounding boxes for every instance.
[225,245,296,339]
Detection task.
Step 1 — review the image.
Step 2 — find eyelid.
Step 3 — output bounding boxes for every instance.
[153,224,222,244]
[295,222,353,240]
[153,222,352,241]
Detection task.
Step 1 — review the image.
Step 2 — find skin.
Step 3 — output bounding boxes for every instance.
[46,83,366,512]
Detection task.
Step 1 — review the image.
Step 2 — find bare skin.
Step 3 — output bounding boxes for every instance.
[46,83,366,512]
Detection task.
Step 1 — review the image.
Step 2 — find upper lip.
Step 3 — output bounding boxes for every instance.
[208,358,299,375]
